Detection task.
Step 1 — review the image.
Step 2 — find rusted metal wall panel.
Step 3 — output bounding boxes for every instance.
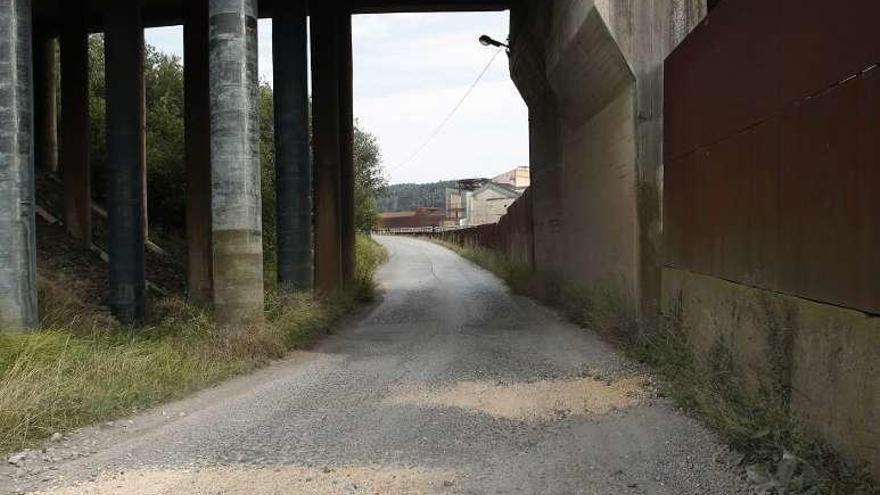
[664,0,880,314]
[778,0,880,104]
[778,78,862,310]
[858,68,880,312]
[664,0,783,161]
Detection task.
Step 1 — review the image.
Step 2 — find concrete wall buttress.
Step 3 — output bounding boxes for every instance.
[0,0,38,330]
[184,0,214,305]
[105,0,147,324]
[509,0,705,316]
[273,0,313,291]
[311,2,343,293]
[60,2,91,247]
[209,0,265,327]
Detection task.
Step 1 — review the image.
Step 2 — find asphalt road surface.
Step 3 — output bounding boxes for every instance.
[3,236,747,494]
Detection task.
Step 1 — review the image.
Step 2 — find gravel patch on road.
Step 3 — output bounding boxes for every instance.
[385,376,650,420]
[34,466,461,495]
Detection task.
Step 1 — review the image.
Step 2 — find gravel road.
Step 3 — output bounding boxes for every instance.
[2,236,747,494]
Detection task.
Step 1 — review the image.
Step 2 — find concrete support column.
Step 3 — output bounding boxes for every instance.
[184,1,213,305]
[105,1,146,324]
[60,3,91,246]
[338,9,356,286]
[0,0,38,330]
[311,2,343,293]
[273,0,312,291]
[209,0,264,327]
[33,35,58,173]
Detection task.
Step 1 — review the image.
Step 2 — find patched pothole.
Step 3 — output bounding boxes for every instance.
[34,466,460,495]
[385,376,650,421]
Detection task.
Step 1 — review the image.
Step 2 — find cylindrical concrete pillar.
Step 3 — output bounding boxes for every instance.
[273,0,312,292]
[311,2,343,294]
[33,35,58,174]
[338,10,356,287]
[105,1,146,324]
[60,3,91,247]
[0,0,38,330]
[184,0,213,306]
[209,0,264,327]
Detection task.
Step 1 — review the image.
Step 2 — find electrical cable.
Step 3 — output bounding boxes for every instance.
[388,47,505,174]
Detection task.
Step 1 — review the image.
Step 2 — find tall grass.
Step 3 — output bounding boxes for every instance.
[0,234,387,455]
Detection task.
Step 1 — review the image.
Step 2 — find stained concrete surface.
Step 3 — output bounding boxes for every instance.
[2,236,747,494]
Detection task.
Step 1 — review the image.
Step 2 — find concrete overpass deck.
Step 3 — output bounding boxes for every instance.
[32,0,510,31]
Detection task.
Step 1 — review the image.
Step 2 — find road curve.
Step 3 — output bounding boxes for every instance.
[3,236,746,494]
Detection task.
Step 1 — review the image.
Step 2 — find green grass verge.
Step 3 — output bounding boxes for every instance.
[437,239,879,494]
[0,234,387,456]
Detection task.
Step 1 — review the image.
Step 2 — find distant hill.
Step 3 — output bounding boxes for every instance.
[377,181,458,213]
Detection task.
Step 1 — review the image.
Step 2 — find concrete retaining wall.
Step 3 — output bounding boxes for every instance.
[662,0,880,476]
[663,268,880,477]
[506,0,879,478]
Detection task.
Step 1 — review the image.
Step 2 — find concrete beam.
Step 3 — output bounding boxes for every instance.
[184,0,213,305]
[0,0,38,330]
[311,2,342,293]
[31,0,509,30]
[338,9,356,286]
[60,2,91,247]
[105,0,146,324]
[33,35,58,174]
[273,0,312,291]
[209,0,265,327]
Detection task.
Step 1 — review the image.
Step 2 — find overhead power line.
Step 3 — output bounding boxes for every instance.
[389,47,505,174]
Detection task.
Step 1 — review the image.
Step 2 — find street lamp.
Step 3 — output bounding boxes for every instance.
[479,34,509,49]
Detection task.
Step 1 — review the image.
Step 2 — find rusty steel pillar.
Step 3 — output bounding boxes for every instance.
[184,1,213,306]
[338,8,356,287]
[105,0,146,324]
[60,2,91,247]
[139,48,148,240]
[273,0,312,291]
[0,0,38,330]
[33,35,58,174]
[209,0,264,327]
[311,1,343,293]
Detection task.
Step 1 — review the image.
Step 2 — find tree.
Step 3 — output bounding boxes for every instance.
[353,123,387,232]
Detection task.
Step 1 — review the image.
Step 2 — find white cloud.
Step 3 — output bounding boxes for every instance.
[145,11,528,185]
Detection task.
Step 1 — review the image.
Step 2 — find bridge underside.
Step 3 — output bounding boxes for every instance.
[6,0,514,330]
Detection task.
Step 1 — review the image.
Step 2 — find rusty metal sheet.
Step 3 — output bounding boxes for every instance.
[664,0,880,314]
[744,119,782,290]
[664,0,784,161]
[858,68,880,313]
[778,77,862,310]
[779,0,880,104]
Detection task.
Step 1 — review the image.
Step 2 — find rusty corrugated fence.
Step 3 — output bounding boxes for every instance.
[664,0,880,313]
[438,188,534,267]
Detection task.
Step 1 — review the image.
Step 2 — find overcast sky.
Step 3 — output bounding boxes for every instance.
[144,11,528,185]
